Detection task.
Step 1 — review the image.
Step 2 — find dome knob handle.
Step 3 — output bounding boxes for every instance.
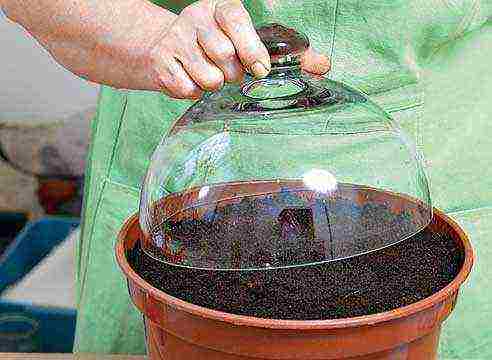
[256,23,309,67]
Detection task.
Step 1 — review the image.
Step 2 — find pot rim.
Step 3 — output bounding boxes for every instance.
[115,207,473,330]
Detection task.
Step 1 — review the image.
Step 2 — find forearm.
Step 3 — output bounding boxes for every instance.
[1,0,177,90]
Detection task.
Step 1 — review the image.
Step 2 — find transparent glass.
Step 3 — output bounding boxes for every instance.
[139,24,432,270]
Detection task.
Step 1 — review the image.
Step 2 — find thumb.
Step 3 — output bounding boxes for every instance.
[300,47,331,75]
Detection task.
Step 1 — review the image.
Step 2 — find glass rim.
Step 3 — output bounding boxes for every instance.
[140,180,433,271]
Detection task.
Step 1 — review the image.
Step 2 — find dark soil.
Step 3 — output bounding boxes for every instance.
[128,221,463,320]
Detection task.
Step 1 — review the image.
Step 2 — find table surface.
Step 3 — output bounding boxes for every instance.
[2,355,146,360]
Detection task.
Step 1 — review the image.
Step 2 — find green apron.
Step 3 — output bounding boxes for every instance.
[74,1,492,357]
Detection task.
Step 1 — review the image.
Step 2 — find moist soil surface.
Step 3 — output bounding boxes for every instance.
[128,222,463,320]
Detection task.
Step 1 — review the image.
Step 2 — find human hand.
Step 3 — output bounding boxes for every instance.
[149,0,330,99]
[2,0,329,96]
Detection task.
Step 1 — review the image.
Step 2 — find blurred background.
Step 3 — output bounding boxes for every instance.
[0,9,97,352]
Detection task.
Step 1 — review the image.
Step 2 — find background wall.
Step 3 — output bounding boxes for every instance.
[0,9,97,217]
[0,9,96,309]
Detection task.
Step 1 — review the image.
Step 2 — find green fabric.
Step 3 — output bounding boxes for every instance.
[74,0,492,356]
[441,207,492,359]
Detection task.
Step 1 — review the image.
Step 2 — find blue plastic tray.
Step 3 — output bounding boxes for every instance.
[0,217,79,293]
[0,216,79,352]
[0,300,76,353]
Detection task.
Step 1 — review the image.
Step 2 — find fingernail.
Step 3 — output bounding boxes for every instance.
[250,61,270,78]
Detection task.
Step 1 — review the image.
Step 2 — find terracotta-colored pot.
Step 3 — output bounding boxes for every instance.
[116,207,473,360]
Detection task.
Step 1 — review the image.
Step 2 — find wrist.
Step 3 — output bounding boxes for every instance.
[87,1,178,90]
[133,4,179,90]
[144,4,178,53]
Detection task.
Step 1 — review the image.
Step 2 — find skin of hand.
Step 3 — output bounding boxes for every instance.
[1,0,330,99]
[150,0,331,99]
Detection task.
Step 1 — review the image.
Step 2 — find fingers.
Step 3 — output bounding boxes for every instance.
[214,0,271,78]
[175,42,225,91]
[153,43,331,99]
[197,27,245,83]
[150,0,270,98]
[300,47,331,75]
[149,1,331,99]
[154,57,204,100]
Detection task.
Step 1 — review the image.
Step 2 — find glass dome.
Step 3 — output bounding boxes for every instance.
[139,23,432,271]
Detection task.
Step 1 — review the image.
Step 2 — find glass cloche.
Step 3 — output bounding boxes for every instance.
[139,23,432,271]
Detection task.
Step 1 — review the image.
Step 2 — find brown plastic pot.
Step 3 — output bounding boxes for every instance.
[116,207,473,360]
